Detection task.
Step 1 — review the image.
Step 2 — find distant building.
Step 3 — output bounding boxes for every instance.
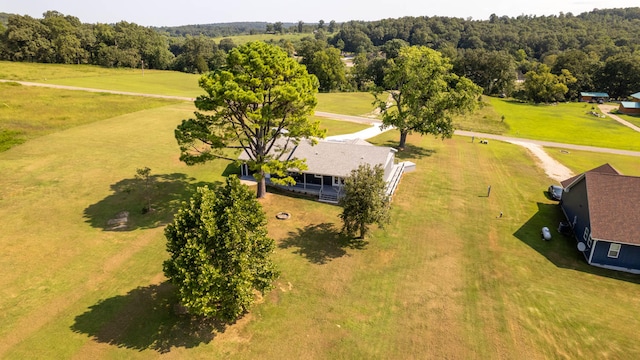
[618,92,640,115]
[579,92,609,103]
[560,164,640,274]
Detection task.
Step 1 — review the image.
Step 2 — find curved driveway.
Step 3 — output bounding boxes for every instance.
[3,79,639,158]
[314,111,640,157]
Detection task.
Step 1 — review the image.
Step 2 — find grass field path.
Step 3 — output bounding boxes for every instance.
[0,79,195,101]
[599,104,640,132]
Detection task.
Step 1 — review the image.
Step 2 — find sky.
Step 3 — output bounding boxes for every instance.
[2,0,639,27]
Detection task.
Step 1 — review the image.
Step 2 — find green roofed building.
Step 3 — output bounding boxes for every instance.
[580,92,609,103]
[619,92,640,115]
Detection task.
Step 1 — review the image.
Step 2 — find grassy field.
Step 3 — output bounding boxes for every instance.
[615,112,640,128]
[0,61,202,98]
[213,33,308,45]
[315,92,379,117]
[312,116,370,135]
[2,96,640,358]
[490,97,640,151]
[0,82,180,151]
[546,147,640,177]
[0,81,366,152]
[453,96,510,134]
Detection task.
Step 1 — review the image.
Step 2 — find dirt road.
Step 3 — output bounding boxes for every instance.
[598,104,640,132]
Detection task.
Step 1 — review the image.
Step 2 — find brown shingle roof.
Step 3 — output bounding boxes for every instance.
[586,172,640,245]
[561,163,620,188]
[563,164,640,245]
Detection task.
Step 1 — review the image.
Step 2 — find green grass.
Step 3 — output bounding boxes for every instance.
[0,61,201,97]
[315,92,379,117]
[615,112,640,128]
[489,97,640,151]
[213,33,308,45]
[0,82,180,151]
[546,147,640,176]
[453,96,510,134]
[315,116,370,135]
[3,102,640,358]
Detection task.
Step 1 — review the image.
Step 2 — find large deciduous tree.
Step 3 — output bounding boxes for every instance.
[375,46,482,150]
[163,176,279,322]
[524,63,576,103]
[598,53,640,99]
[304,47,348,92]
[175,41,324,198]
[454,48,516,96]
[339,164,390,239]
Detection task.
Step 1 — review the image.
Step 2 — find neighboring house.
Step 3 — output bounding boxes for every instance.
[619,92,640,115]
[579,92,609,103]
[560,164,640,274]
[239,138,413,203]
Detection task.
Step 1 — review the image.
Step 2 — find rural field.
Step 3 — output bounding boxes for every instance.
[1,64,640,358]
[490,97,640,152]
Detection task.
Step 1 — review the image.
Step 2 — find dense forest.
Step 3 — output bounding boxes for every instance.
[1,8,640,100]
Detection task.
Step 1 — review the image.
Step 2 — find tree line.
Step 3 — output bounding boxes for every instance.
[2,8,640,99]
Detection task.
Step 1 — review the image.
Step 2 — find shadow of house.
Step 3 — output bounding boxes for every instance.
[83,173,214,231]
[70,282,225,354]
[279,223,367,264]
[514,202,640,284]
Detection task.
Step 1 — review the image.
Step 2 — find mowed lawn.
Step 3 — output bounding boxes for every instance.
[2,99,640,358]
[315,92,379,117]
[545,147,640,177]
[0,82,180,151]
[0,61,379,125]
[0,61,202,98]
[490,97,640,151]
[616,112,640,129]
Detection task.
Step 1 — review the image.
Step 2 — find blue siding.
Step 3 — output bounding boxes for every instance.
[561,178,592,258]
[591,241,640,271]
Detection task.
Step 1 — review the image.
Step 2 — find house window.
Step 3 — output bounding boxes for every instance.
[608,243,621,258]
[314,174,322,178]
[587,235,592,248]
[583,227,590,242]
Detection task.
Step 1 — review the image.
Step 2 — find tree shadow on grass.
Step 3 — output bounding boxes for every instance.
[279,223,368,264]
[71,282,226,353]
[381,141,436,160]
[221,162,241,177]
[83,173,215,231]
[513,202,640,284]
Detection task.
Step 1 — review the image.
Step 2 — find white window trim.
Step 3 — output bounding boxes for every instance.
[583,227,590,242]
[587,235,593,248]
[608,243,621,258]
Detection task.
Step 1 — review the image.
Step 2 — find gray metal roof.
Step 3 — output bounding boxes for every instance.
[239,138,395,177]
[631,92,640,99]
[580,92,609,97]
[620,101,640,109]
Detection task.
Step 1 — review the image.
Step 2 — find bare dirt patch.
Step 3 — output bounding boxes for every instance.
[507,141,574,182]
